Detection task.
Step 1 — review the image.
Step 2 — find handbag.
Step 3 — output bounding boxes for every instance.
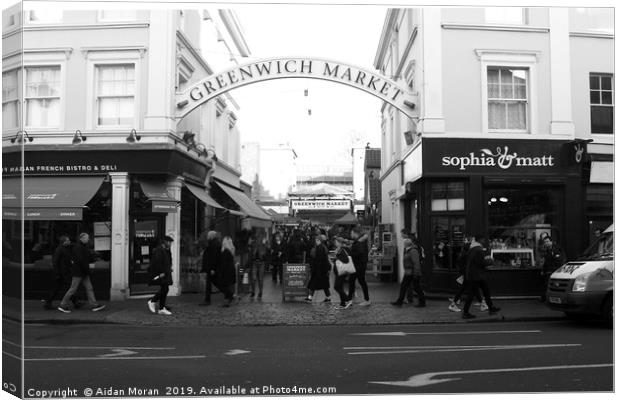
[335,250,356,276]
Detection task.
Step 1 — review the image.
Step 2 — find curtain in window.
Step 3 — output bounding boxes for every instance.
[2,102,17,129]
[97,65,135,126]
[26,67,60,97]
[26,98,60,127]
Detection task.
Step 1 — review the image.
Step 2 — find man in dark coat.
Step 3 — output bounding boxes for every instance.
[392,238,425,307]
[540,236,566,301]
[148,236,174,315]
[306,235,331,302]
[347,227,370,306]
[58,233,106,313]
[271,233,287,283]
[200,231,221,306]
[43,235,80,310]
[461,234,500,319]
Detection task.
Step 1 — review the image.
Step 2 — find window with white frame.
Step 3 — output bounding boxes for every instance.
[2,70,19,129]
[590,73,614,134]
[25,66,61,128]
[484,7,526,25]
[27,8,62,23]
[95,64,135,126]
[487,67,528,131]
[99,10,137,21]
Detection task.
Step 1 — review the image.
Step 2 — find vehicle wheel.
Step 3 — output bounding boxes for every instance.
[602,295,613,324]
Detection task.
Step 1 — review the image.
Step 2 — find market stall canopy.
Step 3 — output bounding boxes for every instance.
[2,176,105,220]
[184,182,224,209]
[333,212,359,225]
[289,183,354,197]
[138,179,178,213]
[214,182,272,222]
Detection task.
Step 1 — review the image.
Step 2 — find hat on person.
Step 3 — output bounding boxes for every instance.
[403,238,413,248]
[163,235,174,242]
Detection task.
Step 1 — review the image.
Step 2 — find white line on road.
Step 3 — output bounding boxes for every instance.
[2,339,22,348]
[2,350,22,360]
[351,330,541,336]
[347,343,581,355]
[225,349,251,355]
[24,355,206,362]
[370,363,613,388]
[22,346,175,350]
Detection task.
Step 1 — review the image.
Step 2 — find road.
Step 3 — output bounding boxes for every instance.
[3,319,613,397]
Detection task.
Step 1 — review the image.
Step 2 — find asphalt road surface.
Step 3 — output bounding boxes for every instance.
[4,319,614,397]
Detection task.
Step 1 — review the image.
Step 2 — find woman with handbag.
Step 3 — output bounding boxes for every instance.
[218,236,237,307]
[333,236,354,309]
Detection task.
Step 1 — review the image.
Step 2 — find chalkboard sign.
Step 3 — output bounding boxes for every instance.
[282,263,310,302]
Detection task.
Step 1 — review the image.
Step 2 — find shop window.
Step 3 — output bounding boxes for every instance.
[590,73,614,134]
[487,67,528,131]
[486,188,560,269]
[2,69,19,130]
[96,64,135,127]
[25,66,61,128]
[431,182,464,211]
[484,7,526,25]
[431,216,466,271]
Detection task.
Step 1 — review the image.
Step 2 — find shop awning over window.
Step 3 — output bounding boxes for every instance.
[590,161,613,184]
[184,182,224,209]
[138,180,178,213]
[214,182,272,222]
[2,176,105,220]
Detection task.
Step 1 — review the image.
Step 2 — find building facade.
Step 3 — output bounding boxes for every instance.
[375,7,613,295]
[240,142,298,201]
[2,4,270,300]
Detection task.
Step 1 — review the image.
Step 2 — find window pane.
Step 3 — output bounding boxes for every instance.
[488,102,506,129]
[591,106,614,134]
[431,199,448,211]
[590,75,600,90]
[601,91,613,105]
[512,69,527,83]
[515,84,527,99]
[601,76,612,90]
[506,102,527,129]
[118,97,134,125]
[500,69,512,84]
[590,90,601,104]
[26,67,60,97]
[447,182,464,199]
[2,71,17,99]
[26,98,60,127]
[2,102,17,129]
[431,183,447,200]
[98,98,119,125]
[500,83,513,99]
[488,83,500,98]
[487,69,499,84]
[447,198,465,211]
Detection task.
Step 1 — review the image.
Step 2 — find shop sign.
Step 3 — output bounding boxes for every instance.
[290,199,350,210]
[151,201,178,213]
[422,138,579,176]
[282,263,310,301]
[2,207,83,220]
[135,229,156,239]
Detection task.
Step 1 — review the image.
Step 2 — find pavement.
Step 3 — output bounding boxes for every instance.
[3,278,566,326]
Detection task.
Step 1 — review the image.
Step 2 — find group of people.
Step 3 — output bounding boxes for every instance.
[44,233,107,314]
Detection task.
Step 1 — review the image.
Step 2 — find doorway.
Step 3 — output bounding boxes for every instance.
[129,215,165,295]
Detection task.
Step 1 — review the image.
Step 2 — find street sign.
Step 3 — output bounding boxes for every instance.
[282,263,310,302]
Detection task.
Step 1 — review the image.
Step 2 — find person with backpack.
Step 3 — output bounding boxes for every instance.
[147,236,174,315]
[391,238,425,307]
[332,237,353,309]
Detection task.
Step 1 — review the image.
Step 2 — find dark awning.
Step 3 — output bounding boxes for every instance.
[138,180,178,213]
[184,182,224,209]
[2,176,104,220]
[214,182,272,222]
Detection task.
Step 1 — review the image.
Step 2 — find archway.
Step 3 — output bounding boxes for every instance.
[175,57,416,119]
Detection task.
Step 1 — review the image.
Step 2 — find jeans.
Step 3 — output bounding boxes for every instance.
[250,261,265,296]
[462,279,494,313]
[453,279,482,303]
[396,275,425,305]
[334,273,349,306]
[348,263,369,301]
[151,285,169,310]
[204,271,215,303]
[60,276,97,308]
[46,273,78,305]
[272,262,283,282]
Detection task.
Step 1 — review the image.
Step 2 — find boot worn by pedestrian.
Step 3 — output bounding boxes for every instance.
[488,306,501,314]
[462,312,476,319]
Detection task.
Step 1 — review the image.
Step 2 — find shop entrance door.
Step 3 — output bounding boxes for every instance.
[129,216,165,295]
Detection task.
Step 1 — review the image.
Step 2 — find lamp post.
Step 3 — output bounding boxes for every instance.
[371,203,377,246]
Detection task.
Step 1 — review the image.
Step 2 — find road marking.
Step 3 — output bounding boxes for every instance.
[351,330,541,336]
[370,363,614,388]
[2,339,22,348]
[99,349,139,358]
[24,355,206,362]
[347,343,581,355]
[2,350,22,360]
[22,346,175,350]
[225,349,251,356]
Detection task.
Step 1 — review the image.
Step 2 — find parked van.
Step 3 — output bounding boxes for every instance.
[546,224,613,322]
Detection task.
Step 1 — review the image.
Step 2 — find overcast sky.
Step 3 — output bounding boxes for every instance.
[228,4,386,169]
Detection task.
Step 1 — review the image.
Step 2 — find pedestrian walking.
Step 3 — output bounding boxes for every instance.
[249,230,268,299]
[347,227,370,306]
[200,231,221,306]
[288,229,305,263]
[540,235,566,302]
[332,237,353,309]
[147,236,174,315]
[218,236,237,307]
[43,235,81,310]
[306,234,332,303]
[391,238,425,307]
[57,233,106,313]
[448,241,487,312]
[461,234,500,319]
[271,233,286,283]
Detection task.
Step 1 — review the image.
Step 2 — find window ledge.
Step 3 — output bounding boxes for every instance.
[443,23,549,34]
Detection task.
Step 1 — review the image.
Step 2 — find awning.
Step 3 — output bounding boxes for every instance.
[2,176,104,220]
[214,182,272,222]
[138,180,178,213]
[590,161,613,184]
[184,182,224,209]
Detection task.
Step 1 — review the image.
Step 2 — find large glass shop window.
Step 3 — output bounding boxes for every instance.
[486,188,560,269]
[431,216,466,271]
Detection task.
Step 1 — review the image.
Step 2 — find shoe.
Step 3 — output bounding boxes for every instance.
[462,312,476,319]
[359,300,371,307]
[391,301,403,307]
[91,304,106,312]
[448,303,462,312]
[148,300,156,313]
[323,298,331,303]
[199,301,211,306]
[157,308,172,315]
[57,305,71,313]
[344,300,353,309]
[488,306,501,315]
[480,301,489,312]
[305,297,312,303]
[414,303,426,308]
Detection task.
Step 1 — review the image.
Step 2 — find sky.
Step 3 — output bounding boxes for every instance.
[227,4,387,170]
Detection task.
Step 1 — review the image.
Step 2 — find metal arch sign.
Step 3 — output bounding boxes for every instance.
[175,57,416,119]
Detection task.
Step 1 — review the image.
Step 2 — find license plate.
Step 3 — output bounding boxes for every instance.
[548,297,562,304]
